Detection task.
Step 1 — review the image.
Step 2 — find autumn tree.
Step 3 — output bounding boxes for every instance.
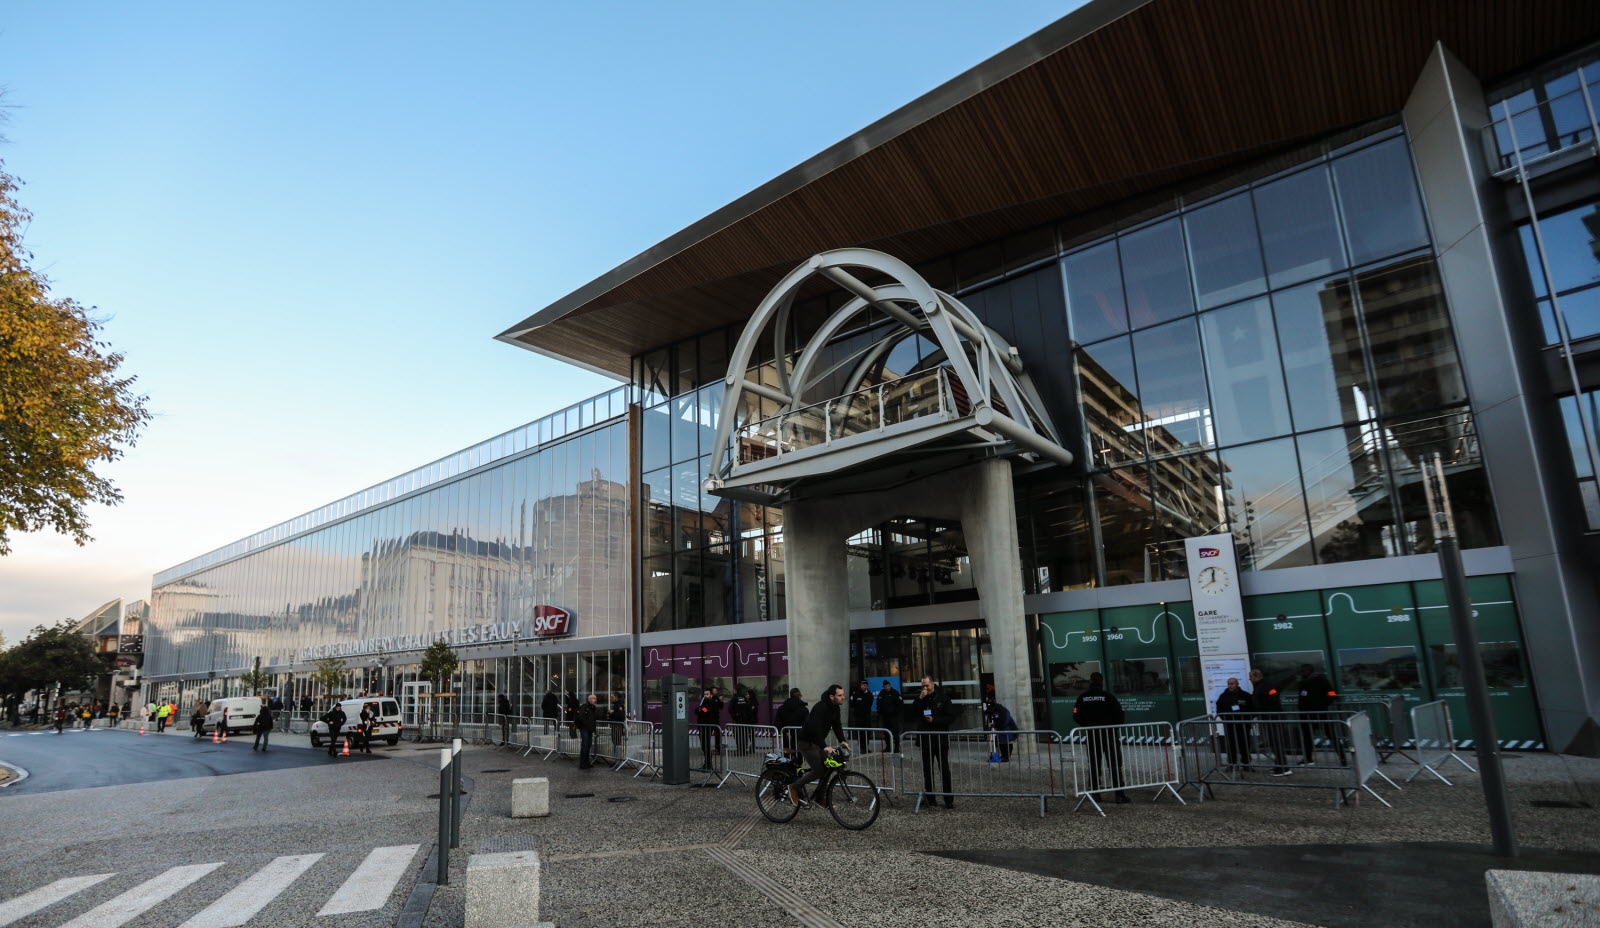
[0,161,151,555]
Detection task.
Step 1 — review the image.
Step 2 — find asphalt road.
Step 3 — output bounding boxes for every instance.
[0,728,380,795]
[0,730,440,928]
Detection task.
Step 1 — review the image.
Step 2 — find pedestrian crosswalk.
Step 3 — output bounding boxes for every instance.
[0,845,421,927]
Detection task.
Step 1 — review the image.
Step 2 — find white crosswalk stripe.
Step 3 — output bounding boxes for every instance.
[315,845,422,917]
[0,874,113,927]
[176,854,324,928]
[0,843,422,927]
[58,862,221,928]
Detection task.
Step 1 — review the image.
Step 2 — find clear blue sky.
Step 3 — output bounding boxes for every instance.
[0,1,1077,643]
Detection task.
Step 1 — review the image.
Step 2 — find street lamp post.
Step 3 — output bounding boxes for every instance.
[1423,452,1517,857]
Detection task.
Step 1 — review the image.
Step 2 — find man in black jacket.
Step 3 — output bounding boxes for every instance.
[1216,678,1254,769]
[876,680,903,753]
[541,690,561,733]
[775,688,807,757]
[1249,668,1291,776]
[847,681,874,748]
[323,704,347,758]
[575,694,600,769]
[252,702,274,752]
[695,688,723,769]
[912,676,956,809]
[1073,672,1129,803]
[497,693,514,746]
[727,686,758,755]
[788,685,849,807]
[1296,664,1345,765]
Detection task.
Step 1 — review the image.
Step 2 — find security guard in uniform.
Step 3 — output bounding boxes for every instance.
[323,703,348,757]
[1295,664,1345,766]
[1249,668,1291,776]
[1073,672,1130,803]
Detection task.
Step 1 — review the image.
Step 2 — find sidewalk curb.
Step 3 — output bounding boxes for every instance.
[0,758,30,788]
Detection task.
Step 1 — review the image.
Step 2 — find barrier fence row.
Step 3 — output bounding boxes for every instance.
[1062,721,1184,816]
[1177,711,1400,807]
[1407,700,1477,785]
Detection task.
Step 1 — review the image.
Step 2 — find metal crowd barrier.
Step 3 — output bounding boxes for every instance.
[1407,700,1476,785]
[614,722,662,777]
[520,715,563,759]
[722,724,782,787]
[1178,711,1399,808]
[899,729,1066,817]
[1062,721,1184,815]
[1335,696,1416,763]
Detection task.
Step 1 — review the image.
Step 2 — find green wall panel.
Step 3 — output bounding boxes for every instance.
[1242,590,1330,697]
[1102,603,1181,725]
[1040,610,1101,733]
[1322,582,1429,713]
[1413,575,1542,746]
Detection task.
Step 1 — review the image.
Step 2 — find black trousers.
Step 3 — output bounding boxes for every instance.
[1087,731,1125,791]
[328,725,343,755]
[698,725,721,767]
[882,719,901,752]
[579,729,595,768]
[253,729,270,750]
[1299,718,1347,764]
[1223,720,1252,765]
[918,732,953,806]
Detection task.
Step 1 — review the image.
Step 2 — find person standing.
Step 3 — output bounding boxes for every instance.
[53,706,67,734]
[192,704,207,739]
[775,688,808,757]
[727,686,758,755]
[982,695,1019,762]
[323,703,347,757]
[787,684,849,808]
[107,702,120,728]
[1216,678,1254,770]
[875,680,903,752]
[497,693,514,746]
[1295,664,1345,766]
[356,704,376,754]
[79,705,92,730]
[153,702,168,733]
[1249,667,1291,776]
[847,681,874,744]
[912,676,956,809]
[575,694,600,769]
[695,688,723,769]
[1073,672,1129,804]
[253,700,274,752]
[608,692,627,757]
[540,690,561,734]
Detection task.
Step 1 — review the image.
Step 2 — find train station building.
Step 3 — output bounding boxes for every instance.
[145,0,1600,753]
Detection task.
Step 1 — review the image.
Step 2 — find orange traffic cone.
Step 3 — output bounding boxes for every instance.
[340,737,350,757]
[212,727,220,744]
[221,728,228,744]
[138,724,146,736]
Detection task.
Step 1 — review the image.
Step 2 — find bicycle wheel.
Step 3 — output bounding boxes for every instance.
[756,769,800,823]
[826,770,881,830]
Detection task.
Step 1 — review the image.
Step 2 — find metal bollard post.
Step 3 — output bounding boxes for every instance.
[437,749,451,885]
[451,738,463,849]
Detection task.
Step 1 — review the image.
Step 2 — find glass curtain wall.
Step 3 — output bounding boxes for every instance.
[632,125,1501,596]
[147,420,632,678]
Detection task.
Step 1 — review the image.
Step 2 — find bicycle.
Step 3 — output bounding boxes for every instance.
[755,744,881,830]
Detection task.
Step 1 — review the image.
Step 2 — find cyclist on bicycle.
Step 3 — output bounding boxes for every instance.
[789,684,850,808]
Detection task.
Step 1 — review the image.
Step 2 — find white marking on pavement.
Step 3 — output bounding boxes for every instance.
[315,845,420,916]
[0,874,114,927]
[58,863,222,928]
[177,854,324,928]
[0,759,28,787]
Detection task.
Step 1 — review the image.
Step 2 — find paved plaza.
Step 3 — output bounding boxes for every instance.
[424,741,1600,928]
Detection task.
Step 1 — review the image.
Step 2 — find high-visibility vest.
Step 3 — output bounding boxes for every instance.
[156,705,169,718]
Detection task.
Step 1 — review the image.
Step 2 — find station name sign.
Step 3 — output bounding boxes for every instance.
[295,607,575,661]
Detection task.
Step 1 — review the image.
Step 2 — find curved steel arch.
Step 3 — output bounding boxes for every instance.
[706,248,1070,497]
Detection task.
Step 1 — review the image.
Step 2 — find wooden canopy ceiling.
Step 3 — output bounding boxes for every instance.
[497,0,1600,379]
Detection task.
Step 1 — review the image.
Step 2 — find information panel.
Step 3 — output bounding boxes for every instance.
[1185,533,1249,710]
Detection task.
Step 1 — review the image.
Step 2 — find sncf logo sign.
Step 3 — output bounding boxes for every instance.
[531,605,573,637]
[1198,547,1221,558]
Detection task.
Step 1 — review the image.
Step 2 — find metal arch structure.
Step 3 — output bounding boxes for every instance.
[705,248,1073,503]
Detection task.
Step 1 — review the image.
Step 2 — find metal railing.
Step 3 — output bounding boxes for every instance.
[1483,75,1600,177]
[1062,722,1185,815]
[1407,700,1477,785]
[899,729,1066,817]
[723,724,784,786]
[776,726,901,797]
[733,368,956,465]
[614,721,661,777]
[1335,696,1415,764]
[1178,712,1399,808]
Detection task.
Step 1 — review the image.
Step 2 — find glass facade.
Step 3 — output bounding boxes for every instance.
[147,417,632,686]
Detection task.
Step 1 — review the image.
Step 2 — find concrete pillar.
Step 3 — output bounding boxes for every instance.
[782,498,852,703]
[957,458,1035,732]
[1404,44,1600,753]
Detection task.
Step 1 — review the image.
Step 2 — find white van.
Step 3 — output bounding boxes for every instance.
[310,697,403,748]
[202,696,264,735]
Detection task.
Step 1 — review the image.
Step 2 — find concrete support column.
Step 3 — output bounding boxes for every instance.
[1405,44,1600,753]
[782,498,852,703]
[957,458,1035,732]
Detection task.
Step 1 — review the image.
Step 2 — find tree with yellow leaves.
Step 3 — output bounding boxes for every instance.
[0,161,151,554]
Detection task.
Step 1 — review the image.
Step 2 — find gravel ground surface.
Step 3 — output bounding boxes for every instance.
[420,745,1600,928]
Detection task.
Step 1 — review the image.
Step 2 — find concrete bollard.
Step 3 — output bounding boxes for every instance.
[465,849,541,928]
[1487,870,1600,927]
[510,777,550,818]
